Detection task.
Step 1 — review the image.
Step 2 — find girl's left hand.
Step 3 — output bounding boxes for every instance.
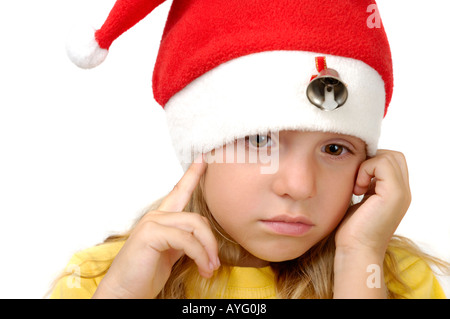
[335,150,412,256]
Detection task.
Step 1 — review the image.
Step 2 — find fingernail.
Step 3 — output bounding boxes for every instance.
[215,257,221,268]
[209,261,214,271]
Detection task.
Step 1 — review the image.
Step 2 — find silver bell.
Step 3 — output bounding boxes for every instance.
[306,68,348,111]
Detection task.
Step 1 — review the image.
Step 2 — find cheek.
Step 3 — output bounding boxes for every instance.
[203,162,271,246]
[203,163,260,218]
[316,167,358,228]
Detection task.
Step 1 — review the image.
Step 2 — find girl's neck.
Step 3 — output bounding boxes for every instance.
[233,252,270,268]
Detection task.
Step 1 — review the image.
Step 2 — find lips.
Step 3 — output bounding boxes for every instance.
[260,215,314,237]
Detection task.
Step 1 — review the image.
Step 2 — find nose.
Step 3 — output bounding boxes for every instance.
[271,151,317,201]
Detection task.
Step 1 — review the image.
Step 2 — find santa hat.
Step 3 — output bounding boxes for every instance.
[67,0,393,169]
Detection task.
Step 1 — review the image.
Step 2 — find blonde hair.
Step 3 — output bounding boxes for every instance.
[52,182,449,299]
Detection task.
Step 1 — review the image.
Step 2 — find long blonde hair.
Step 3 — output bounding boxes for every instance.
[54,182,449,299]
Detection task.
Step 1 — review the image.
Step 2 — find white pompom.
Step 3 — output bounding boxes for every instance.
[66,25,108,69]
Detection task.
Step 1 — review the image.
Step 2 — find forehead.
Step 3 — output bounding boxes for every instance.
[279,130,367,150]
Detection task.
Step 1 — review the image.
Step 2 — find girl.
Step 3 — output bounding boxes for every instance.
[52,0,448,298]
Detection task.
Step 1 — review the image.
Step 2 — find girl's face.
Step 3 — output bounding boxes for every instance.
[203,130,367,265]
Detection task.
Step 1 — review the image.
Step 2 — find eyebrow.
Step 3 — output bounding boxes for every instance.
[334,136,366,153]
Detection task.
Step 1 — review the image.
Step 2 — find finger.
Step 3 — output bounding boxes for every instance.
[374,150,410,193]
[353,155,397,196]
[380,149,410,186]
[146,212,219,268]
[158,154,207,212]
[353,158,376,196]
[148,222,215,278]
[353,151,408,195]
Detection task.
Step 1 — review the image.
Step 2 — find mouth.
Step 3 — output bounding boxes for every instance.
[260,215,314,237]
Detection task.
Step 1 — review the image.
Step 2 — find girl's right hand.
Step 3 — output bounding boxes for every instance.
[92,155,220,299]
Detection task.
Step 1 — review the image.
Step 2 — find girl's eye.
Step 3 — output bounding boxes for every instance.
[246,134,272,148]
[324,144,347,156]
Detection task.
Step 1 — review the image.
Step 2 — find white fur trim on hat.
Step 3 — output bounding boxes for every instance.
[66,25,108,69]
[165,51,385,170]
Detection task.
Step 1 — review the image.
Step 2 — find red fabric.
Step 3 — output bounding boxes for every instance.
[310,56,327,81]
[95,0,393,116]
[315,56,327,73]
[95,0,166,50]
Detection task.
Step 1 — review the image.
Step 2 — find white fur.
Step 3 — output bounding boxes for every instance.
[66,25,108,69]
[165,51,386,170]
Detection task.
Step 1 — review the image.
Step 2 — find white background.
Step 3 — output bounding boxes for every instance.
[0,0,448,298]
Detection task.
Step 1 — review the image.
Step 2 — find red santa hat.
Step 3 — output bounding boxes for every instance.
[67,0,393,169]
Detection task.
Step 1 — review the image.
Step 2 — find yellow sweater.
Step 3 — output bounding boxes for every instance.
[50,240,446,299]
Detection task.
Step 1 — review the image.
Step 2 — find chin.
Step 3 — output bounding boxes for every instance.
[250,245,312,263]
